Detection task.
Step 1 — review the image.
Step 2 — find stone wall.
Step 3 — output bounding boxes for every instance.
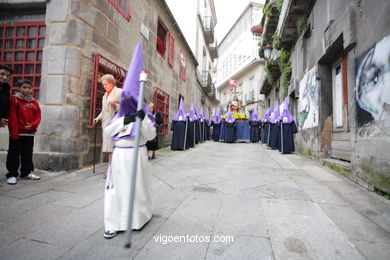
[1,0,214,171]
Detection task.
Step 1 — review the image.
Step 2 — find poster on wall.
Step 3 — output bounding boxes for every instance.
[298,66,319,129]
[356,35,390,127]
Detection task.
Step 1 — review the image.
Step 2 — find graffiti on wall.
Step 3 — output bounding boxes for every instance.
[356,35,390,127]
[298,66,319,129]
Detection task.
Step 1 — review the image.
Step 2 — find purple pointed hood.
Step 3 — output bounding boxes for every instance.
[225,107,235,123]
[281,97,294,123]
[213,107,221,124]
[110,42,154,140]
[271,102,280,123]
[199,106,205,120]
[173,97,186,121]
[188,102,198,121]
[251,108,260,121]
[264,107,271,122]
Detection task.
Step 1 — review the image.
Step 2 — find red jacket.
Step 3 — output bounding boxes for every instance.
[8,92,41,140]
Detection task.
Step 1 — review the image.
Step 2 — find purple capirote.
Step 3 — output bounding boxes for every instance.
[251,107,260,121]
[225,106,235,123]
[263,107,271,122]
[271,102,280,123]
[213,107,221,124]
[281,97,294,123]
[188,102,198,121]
[173,97,186,121]
[110,42,155,140]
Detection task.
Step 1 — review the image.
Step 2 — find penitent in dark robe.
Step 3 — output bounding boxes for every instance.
[205,116,211,140]
[268,102,280,150]
[211,107,222,142]
[279,98,298,154]
[249,108,261,143]
[262,107,271,145]
[186,102,197,148]
[198,107,206,142]
[224,107,236,143]
[171,98,188,150]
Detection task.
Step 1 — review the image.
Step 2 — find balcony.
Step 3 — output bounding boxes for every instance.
[209,42,218,59]
[203,16,215,44]
[260,0,280,48]
[245,90,255,104]
[200,70,212,93]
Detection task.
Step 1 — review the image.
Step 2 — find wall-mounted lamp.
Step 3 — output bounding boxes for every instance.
[264,44,272,59]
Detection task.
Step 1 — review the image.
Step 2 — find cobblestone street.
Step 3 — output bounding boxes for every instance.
[1,142,389,259]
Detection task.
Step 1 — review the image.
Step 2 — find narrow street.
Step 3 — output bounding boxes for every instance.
[0,142,389,259]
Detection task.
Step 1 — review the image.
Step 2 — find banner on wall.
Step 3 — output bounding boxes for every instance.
[298,66,319,129]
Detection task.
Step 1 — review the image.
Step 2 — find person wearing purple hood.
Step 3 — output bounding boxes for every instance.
[198,106,206,142]
[279,97,298,154]
[205,114,211,140]
[268,102,281,149]
[249,108,261,143]
[224,107,236,143]
[186,102,197,148]
[102,43,156,239]
[211,108,222,142]
[262,107,271,145]
[171,98,188,150]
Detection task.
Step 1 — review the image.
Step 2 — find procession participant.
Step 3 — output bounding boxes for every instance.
[205,115,211,140]
[224,107,236,143]
[93,74,122,178]
[262,107,271,145]
[171,98,187,150]
[249,108,261,143]
[268,102,281,149]
[103,42,156,239]
[279,98,298,154]
[186,103,197,148]
[194,105,201,144]
[211,107,222,142]
[198,107,205,142]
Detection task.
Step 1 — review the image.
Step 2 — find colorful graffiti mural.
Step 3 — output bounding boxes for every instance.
[356,35,390,127]
[298,66,319,129]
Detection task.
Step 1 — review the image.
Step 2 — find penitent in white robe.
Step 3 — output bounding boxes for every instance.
[103,115,156,231]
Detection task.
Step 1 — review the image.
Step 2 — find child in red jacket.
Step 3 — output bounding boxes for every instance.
[6,79,41,185]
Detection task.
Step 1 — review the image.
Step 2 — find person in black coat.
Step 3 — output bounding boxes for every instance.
[262,107,271,145]
[224,107,236,143]
[249,108,261,143]
[211,108,222,142]
[171,98,188,150]
[0,64,12,128]
[146,102,163,159]
[268,102,281,150]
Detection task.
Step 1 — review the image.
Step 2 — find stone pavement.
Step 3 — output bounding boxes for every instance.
[0,142,390,260]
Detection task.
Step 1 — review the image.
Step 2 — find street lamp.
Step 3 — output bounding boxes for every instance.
[264,44,272,60]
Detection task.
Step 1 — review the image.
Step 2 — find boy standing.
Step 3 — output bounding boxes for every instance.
[6,79,41,185]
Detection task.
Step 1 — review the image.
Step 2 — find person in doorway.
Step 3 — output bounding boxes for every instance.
[6,79,41,185]
[93,74,122,178]
[146,102,163,159]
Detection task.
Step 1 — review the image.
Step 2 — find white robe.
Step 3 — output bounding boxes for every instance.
[103,115,156,231]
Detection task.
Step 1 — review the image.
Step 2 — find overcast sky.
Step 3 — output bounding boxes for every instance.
[166,0,264,48]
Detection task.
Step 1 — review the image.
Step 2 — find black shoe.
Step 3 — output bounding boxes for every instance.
[151,155,156,159]
[103,230,117,239]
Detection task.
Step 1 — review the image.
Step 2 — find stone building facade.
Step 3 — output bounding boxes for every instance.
[0,0,215,171]
[216,2,266,117]
[259,0,390,193]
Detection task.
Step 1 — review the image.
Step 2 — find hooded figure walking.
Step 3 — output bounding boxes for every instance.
[171,98,188,150]
[268,102,281,149]
[249,108,261,143]
[224,107,236,143]
[211,108,222,142]
[262,107,271,145]
[186,103,197,148]
[103,42,156,239]
[279,98,298,154]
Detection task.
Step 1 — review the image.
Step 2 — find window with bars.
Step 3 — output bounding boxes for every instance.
[154,87,169,135]
[108,0,131,20]
[0,21,45,99]
[156,20,167,58]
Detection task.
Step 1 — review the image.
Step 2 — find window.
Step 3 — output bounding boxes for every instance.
[179,51,186,81]
[156,20,167,58]
[154,87,170,135]
[0,21,45,99]
[167,32,175,67]
[108,0,131,20]
[89,53,127,127]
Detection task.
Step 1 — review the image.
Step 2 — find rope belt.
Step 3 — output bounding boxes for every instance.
[113,144,146,149]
